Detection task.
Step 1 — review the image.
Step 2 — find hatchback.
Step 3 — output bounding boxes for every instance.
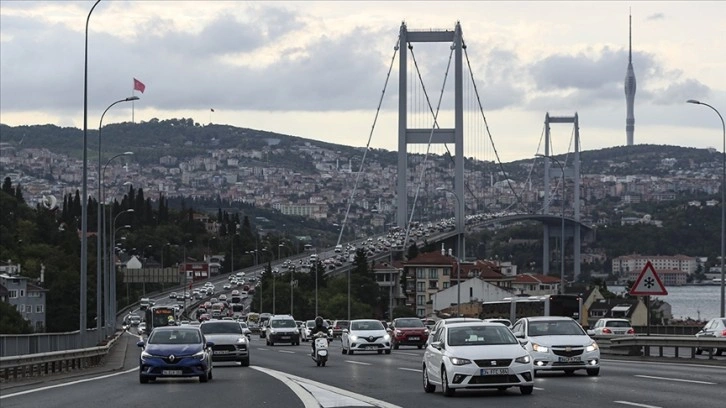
[391,317,430,349]
[342,319,392,355]
[137,326,213,383]
[423,322,534,396]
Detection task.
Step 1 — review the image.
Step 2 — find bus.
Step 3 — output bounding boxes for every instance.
[481,295,584,326]
[144,305,178,335]
[246,312,260,332]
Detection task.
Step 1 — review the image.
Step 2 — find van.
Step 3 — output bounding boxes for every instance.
[139,298,151,310]
[334,244,343,253]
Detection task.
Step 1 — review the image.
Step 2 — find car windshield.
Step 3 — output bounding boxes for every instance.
[239,322,248,328]
[447,326,517,346]
[395,318,424,328]
[306,321,316,328]
[605,320,632,328]
[528,320,585,336]
[271,319,296,328]
[149,329,201,344]
[335,321,349,328]
[200,322,242,334]
[350,321,384,331]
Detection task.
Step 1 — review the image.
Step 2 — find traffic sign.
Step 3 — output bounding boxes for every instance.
[629,261,668,296]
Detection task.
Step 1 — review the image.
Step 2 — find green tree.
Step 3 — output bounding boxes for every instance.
[0,302,33,334]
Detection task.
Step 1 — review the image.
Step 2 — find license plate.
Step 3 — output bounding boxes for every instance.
[558,356,581,363]
[409,336,420,340]
[280,336,290,339]
[366,346,377,350]
[162,370,182,375]
[214,350,229,354]
[480,368,509,375]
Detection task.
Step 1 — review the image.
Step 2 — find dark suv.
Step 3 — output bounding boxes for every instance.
[265,315,300,346]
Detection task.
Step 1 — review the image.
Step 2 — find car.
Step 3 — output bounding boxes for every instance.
[238,321,253,340]
[331,320,350,338]
[341,319,392,355]
[591,318,635,336]
[297,320,309,342]
[169,292,178,299]
[265,315,300,346]
[423,321,534,396]
[511,316,600,376]
[695,317,726,356]
[138,321,147,333]
[129,315,142,326]
[427,318,482,345]
[137,326,213,383]
[391,317,430,349]
[483,318,513,329]
[199,320,250,366]
[223,283,232,290]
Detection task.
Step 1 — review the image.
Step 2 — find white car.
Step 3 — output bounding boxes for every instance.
[591,318,635,336]
[341,319,391,355]
[511,316,600,376]
[423,322,534,396]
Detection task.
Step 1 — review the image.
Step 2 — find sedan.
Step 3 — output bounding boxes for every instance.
[137,326,213,383]
[511,316,600,376]
[423,322,534,396]
[200,320,250,366]
[341,319,392,355]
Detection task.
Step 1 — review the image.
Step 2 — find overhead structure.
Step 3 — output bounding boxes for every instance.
[396,22,465,247]
[542,113,582,282]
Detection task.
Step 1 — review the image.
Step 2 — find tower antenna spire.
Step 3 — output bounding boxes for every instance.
[629,8,632,63]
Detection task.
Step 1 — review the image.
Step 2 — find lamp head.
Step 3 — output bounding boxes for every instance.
[686,99,701,105]
[126,209,135,213]
[126,96,140,102]
[123,151,134,155]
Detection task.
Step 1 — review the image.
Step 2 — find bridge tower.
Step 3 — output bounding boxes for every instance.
[396,22,465,256]
[542,113,582,282]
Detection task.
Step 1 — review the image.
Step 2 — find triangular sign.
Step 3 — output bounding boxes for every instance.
[629,261,668,296]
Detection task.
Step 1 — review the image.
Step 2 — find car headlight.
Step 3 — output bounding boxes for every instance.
[586,342,599,352]
[294,329,299,334]
[515,355,531,364]
[395,330,402,336]
[192,350,207,360]
[349,335,358,341]
[270,329,276,335]
[237,337,247,344]
[140,351,154,360]
[449,357,472,366]
[424,329,430,335]
[532,343,549,353]
[383,334,391,341]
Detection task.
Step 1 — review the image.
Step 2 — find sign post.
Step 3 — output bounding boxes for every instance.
[629,261,668,336]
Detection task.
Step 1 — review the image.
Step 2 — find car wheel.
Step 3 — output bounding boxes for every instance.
[586,367,600,376]
[199,373,208,383]
[520,385,534,395]
[564,369,575,376]
[321,360,326,367]
[717,349,724,356]
[241,357,250,367]
[384,349,391,355]
[418,345,423,349]
[349,347,355,355]
[342,347,347,354]
[316,361,321,367]
[422,365,435,393]
[270,340,274,346]
[378,350,382,354]
[442,368,455,397]
[393,343,399,350]
[208,368,213,380]
[139,374,149,384]
[695,347,703,355]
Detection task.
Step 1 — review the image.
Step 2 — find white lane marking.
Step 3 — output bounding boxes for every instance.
[398,367,420,373]
[345,360,372,366]
[534,387,545,390]
[253,366,402,408]
[634,374,716,385]
[0,367,137,400]
[278,350,295,354]
[250,367,319,408]
[295,381,374,407]
[393,352,419,356]
[614,401,662,408]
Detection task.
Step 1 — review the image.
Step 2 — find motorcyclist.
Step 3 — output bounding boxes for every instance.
[310,316,328,356]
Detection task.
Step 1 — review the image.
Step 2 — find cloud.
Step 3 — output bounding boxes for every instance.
[646,13,665,21]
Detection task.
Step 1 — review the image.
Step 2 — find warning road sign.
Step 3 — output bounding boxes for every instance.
[629,261,668,296]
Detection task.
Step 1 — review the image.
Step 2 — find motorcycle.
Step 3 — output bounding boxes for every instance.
[312,332,329,367]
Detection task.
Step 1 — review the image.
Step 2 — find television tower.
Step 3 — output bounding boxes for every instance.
[624,11,637,146]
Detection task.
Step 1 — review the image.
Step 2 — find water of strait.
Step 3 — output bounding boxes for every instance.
[609,285,722,322]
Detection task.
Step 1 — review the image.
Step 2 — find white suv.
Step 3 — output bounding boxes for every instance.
[511,316,600,376]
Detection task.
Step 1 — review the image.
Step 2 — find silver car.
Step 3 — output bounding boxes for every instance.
[200,321,250,366]
[695,317,726,356]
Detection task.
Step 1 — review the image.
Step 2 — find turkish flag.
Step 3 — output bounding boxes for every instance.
[133,78,146,93]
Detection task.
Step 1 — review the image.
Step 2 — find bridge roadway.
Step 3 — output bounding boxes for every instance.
[2,330,723,408]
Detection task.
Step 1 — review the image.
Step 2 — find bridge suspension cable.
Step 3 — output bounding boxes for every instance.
[336,36,401,246]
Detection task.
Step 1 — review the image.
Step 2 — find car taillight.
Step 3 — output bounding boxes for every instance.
[627,328,635,334]
[602,328,612,334]
[722,329,726,336]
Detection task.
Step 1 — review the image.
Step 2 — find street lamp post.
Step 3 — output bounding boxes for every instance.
[537,154,566,295]
[279,243,293,316]
[687,100,725,318]
[101,152,132,335]
[96,98,138,340]
[81,0,101,348]
[437,187,463,317]
[261,248,275,314]
[111,208,133,312]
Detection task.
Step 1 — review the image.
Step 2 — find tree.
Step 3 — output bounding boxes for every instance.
[0,302,33,334]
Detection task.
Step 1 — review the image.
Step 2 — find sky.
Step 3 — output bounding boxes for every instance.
[1,1,725,162]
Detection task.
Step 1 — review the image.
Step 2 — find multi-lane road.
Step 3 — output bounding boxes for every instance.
[2,330,724,408]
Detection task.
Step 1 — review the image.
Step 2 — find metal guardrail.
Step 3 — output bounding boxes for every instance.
[596,335,726,360]
[0,334,121,383]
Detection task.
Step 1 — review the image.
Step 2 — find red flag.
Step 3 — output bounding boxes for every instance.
[133,78,145,93]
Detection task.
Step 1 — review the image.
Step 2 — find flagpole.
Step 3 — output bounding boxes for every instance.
[131,81,135,123]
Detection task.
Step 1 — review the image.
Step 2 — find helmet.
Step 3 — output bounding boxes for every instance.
[315,316,324,326]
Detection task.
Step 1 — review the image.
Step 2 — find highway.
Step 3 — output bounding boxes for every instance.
[2,331,724,408]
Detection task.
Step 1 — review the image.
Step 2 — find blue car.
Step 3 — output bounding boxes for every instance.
[137,326,214,383]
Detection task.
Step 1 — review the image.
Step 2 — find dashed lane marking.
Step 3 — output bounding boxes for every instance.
[345,360,372,366]
[614,401,662,408]
[278,350,295,354]
[398,368,420,373]
[635,374,717,385]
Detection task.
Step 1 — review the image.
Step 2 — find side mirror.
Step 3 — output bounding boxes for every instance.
[514,333,525,339]
[206,341,215,348]
[136,340,145,348]
[518,338,528,346]
[342,329,349,334]
[430,341,443,350]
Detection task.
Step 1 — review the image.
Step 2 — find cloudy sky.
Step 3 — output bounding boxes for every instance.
[1,1,724,161]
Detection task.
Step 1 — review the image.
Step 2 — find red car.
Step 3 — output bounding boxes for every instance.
[390,317,430,349]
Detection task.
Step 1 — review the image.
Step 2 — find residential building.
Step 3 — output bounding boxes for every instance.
[612,254,698,275]
[0,267,47,332]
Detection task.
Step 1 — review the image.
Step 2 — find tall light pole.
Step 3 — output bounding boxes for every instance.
[111,208,133,313]
[101,151,132,335]
[437,187,463,316]
[279,243,293,316]
[261,247,275,314]
[687,99,725,317]
[81,0,101,347]
[537,154,566,295]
